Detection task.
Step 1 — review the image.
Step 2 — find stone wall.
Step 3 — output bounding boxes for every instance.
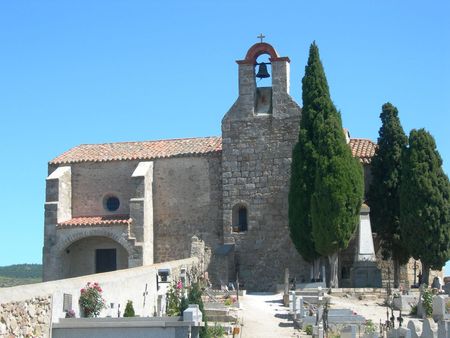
[222,68,311,290]
[0,296,52,338]
[0,257,200,333]
[153,155,222,266]
[57,160,141,218]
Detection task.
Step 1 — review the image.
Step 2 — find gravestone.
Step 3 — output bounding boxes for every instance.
[341,325,357,338]
[442,282,450,295]
[284,268,290,306]
[289,291,304,320]
[393,294,419,312]
[437,319,450,338]
[351,205,382,287]
[387,327,412,338]
[432,295,449,322]
[431,276,443,291]
[407,321,419,338]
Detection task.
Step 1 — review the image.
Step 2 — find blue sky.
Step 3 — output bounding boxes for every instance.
[0,1,449,275]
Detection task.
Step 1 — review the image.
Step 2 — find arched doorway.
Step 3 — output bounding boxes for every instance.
[61,236,129,278]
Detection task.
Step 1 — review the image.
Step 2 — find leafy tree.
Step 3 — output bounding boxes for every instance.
[367,103,409,287]
[288,42,325,268]
[400,129,450,285]
[311,111,364,287]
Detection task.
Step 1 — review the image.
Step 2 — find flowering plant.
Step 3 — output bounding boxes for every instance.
[167,280,186,316]
[79,282,106,317]
[65,309,75,318]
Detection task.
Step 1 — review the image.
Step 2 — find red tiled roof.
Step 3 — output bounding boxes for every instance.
[50,135,376,165]
[57,214,131,229]
[50,136,222,164]
[349,138,377,164]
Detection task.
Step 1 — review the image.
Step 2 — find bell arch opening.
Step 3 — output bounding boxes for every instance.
[61,236,129,278]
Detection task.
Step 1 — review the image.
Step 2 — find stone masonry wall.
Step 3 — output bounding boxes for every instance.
[222,106,311,290]
[153,155,222,266]
[0,296,51,338]
[58,160,142,218]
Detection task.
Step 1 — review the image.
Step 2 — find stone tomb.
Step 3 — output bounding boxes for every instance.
[351,205,382,288]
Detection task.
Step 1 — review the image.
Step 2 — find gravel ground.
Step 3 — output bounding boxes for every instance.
[235,292,429,337]
[238,293,302,338]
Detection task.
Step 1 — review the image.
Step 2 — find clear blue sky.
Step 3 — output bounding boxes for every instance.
[0,1,449,275]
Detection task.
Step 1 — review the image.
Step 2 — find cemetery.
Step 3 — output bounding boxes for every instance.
[0,16,449,338]
[285,281,450,338]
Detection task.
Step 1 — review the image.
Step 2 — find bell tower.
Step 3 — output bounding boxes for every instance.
[221,40,308,290]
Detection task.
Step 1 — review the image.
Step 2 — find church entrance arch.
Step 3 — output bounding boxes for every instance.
[60,236,129,279]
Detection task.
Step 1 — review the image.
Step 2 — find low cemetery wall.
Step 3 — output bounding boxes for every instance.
[0,295,52,337]
[0,257,199,337]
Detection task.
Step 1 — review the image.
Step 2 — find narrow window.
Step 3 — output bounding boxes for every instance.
[232,204,248,232]
[238,207,247,232]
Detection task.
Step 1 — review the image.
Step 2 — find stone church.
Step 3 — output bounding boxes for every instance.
[43,42,379,291]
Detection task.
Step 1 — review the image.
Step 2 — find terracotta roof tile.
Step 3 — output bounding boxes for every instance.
[50,135,376,165]
[349,138,377,164]
[50,136,222,164]
[57,214,131,229]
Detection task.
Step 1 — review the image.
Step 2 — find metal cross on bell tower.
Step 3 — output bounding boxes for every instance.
[257,33,266,43]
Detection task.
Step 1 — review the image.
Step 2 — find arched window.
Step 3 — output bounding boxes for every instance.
[232,204,248,232]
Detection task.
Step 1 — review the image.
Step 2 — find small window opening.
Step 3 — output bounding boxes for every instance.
[232,204,248,232]
[105,196,120,212]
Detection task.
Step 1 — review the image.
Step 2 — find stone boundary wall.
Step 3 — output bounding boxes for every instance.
[0,257,199,337]
[0,295,52,338]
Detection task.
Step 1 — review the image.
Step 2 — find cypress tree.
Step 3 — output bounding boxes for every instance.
[311,109,364,287]
[289,42,326,266]
[289,42,364,287]
[367,103,409,287]
[400,129,450,285]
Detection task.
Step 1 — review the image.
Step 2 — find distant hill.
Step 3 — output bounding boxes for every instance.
[0,264,42,287]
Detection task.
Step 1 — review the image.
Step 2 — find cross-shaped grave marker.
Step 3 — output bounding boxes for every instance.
[143,283,149,307]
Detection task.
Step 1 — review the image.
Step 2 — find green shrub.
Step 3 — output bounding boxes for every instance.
[205,324,226,337]
[124,300,135,317]
[422,287,433,317]
[305,324,313,335]
[409,304,418,315]
[364,319,376,333]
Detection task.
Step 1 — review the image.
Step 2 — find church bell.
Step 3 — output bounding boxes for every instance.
[255,62,270,79]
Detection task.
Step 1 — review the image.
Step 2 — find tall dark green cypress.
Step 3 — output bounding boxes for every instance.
[311,104,364,287]
[289,42,364,287]
[367,103,409,287]
[400,129,450,285]
[288,42,327,263]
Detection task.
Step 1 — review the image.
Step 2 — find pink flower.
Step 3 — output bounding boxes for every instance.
[81,288,86,293]
[176,281,183,289]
